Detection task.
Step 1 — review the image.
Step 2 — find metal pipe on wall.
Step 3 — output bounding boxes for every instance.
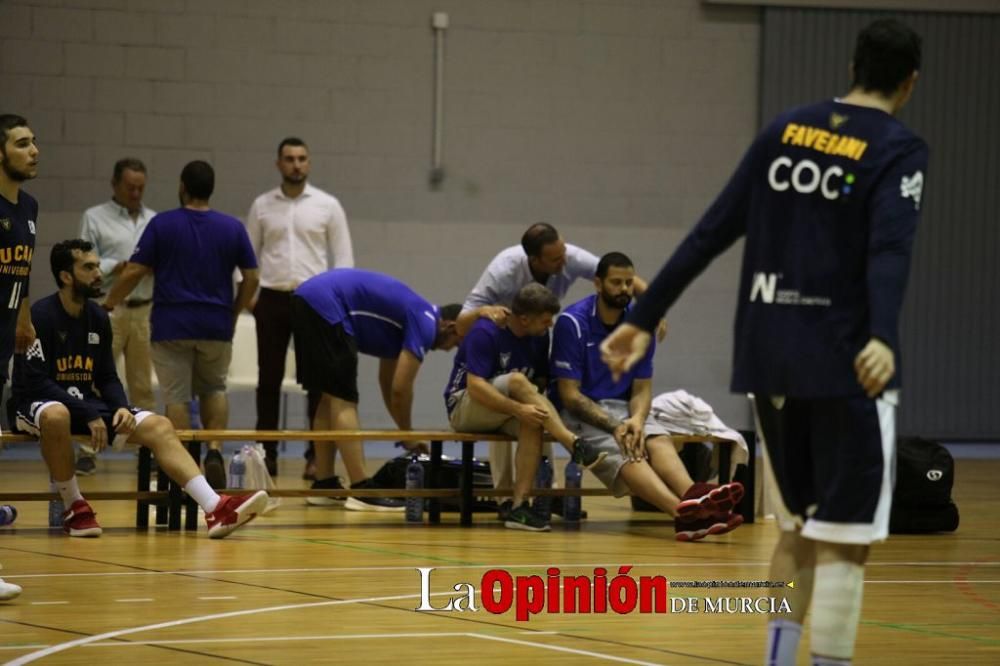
[430,11,449,189]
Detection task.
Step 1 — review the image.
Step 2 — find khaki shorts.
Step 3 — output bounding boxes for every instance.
[447,373,521,438]
[152,339,232,405]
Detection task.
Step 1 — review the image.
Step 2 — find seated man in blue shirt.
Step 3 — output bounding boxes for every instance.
[551,252,743,541]
[293,268,462,511]
[445,283,604,532]
[11,240,268,539]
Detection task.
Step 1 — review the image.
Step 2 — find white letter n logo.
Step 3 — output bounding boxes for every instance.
[750,272,777,303]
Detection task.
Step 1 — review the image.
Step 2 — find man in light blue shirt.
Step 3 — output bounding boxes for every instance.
[77,158,156,475]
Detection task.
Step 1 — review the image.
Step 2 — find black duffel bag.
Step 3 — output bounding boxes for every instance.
[890,437,960,534]
[371,452,498,513]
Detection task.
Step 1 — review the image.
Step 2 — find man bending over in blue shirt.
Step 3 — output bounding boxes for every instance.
[293,268,462,511]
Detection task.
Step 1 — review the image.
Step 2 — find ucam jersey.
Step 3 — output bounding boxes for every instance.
[13,294,128,424]
[0,190,37,379]
[295,268,439,360]
[628,99,928,397]
[444,319,549,415]
[551,294,655,404]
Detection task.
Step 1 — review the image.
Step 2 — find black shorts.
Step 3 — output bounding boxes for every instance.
[291,296,359,403]
[12,398,148,439]
[752,392,897,545]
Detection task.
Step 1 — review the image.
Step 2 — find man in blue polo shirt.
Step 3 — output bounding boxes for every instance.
[104,161,259,489]
[445,283,604,532]
[552,252,743,541]
[292,268,461,511]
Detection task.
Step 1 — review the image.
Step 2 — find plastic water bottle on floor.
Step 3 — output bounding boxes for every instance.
[405,454,425,523]
[532,456,553,522]
[48,482,64,528]
[0,505,17,526]
[563,459,582,522]
[229,451,246,489]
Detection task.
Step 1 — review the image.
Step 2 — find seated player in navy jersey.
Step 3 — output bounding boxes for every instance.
[292,268,462,511]
[11,240,268,538]
[444,283,605,532]
[551,252,743,542]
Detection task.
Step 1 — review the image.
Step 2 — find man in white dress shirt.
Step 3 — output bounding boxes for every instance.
[245,137,354,478]
[77,158,155,475]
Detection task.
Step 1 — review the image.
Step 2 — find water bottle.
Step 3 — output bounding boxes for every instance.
[189,399,203,429]
[563,459,582,522]
[532,456,553,522]
[48,482,64,528]
[405,454,425,523]
[0,505,17,526]
[229,451,246,489]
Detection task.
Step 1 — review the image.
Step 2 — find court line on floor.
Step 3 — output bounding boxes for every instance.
[1,631,666,665]
[4,608,671,666]
[473,633,665,665]
[7,560,993,580]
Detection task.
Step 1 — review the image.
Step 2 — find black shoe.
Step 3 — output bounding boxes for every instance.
[75,455,97,476]
[497,499,513,521]
[571,438,607,469]
[551,496,588,520]
[264,450,278,478]
[307,476,346,506]
[504,502,551,532]
[203,449,226,490]
[345,478,405,512]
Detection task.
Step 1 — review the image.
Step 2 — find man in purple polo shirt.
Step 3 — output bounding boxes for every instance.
[105,161,259,489]
[445,283,605,532]
[552,252,743,541]
[292,268,461,511]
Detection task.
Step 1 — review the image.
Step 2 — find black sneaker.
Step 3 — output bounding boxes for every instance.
[345,478,405,512]
[264,450,278,479]
[75,454,97,476]
[203,449,226,490]
[504,501,551,532]
[571,438,607,469]
[497,499,513,521]
[307,476,346,506]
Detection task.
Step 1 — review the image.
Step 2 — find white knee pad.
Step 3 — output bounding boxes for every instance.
[811,560,864,659]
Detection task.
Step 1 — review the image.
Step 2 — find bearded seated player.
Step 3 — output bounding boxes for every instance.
[10,239,268,538]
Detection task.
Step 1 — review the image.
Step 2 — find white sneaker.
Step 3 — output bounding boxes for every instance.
[0,577,22,601]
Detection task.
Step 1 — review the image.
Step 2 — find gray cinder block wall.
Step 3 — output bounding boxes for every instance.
[2,0,760,430]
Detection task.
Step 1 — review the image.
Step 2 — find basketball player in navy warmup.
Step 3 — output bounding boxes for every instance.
[0,114,39,601]
[12,240,269,540]
[600,20,926,666]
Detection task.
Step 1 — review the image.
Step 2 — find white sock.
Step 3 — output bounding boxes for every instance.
[54,477,84,505]
[811,560,864,662]
[765,618,803,666]
[812,657,851,666]
[184,476,221,513]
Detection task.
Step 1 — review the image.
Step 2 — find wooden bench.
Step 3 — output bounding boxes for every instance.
[0,429,755,531]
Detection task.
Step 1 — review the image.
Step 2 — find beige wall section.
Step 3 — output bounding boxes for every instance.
[8,0,760,429]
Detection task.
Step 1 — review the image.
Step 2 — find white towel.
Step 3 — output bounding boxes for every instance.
[650,389,750,475]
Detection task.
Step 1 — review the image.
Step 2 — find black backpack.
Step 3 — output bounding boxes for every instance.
[890,437,960,533]
[371,453,497,513]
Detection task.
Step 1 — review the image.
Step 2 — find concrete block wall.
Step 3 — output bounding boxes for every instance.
[4,0,760,430]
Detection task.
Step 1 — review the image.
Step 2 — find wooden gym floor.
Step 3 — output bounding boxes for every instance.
[0,451,997,665]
